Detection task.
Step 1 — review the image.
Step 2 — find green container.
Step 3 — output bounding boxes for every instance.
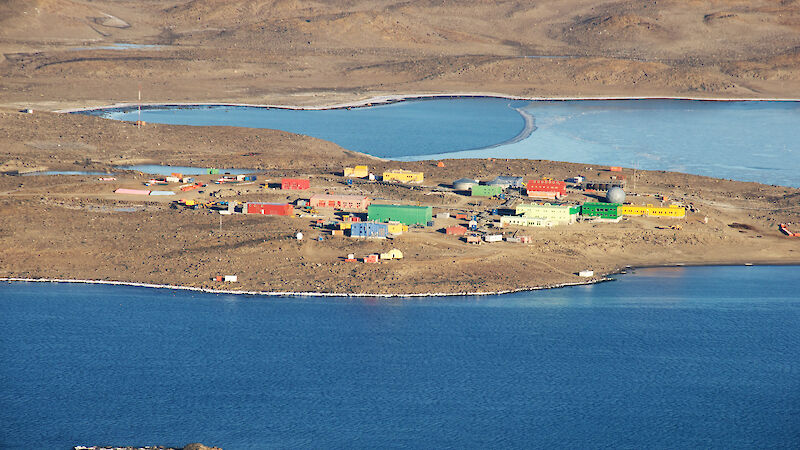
[471,185,503,197]
[368,204,433,225]
[580,202,620,219]
[207,168,219,174]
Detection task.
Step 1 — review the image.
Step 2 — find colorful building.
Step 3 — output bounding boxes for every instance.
[526,180,566,199]
[380,249,404,260]
[515,202,578,225]
[446,225,468,235]
[386,222,409,235]
[245,202,293,216]
[579,202,620,219]
[368,204,433,225]
[471,185,503,197]
[344,165,369,178]
[383,169,424,184]
[350,222,389,238]
[500,216,555,228]
[309,194,370,211]
[281,178,310,190]
[618,204,686,218]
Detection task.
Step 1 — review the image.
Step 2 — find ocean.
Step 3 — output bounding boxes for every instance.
[2,266,799,448]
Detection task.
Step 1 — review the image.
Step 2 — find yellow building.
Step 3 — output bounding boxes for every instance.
[383,169,424,184]
[380,248,404,260]
[344,165,369,178]
[386,222,409,235]
[618,204,686,218]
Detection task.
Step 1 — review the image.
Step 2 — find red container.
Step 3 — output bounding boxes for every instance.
[281,178,310,190]
[246,202,293,216]
[609,166,622,172]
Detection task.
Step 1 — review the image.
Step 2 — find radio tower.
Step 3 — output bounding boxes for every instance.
[137,86,142,129]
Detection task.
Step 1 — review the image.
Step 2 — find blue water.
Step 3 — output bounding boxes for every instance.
[87,98,800,187]
[2,266,799,449]
[116,165,254,175]
[90,98,529,159]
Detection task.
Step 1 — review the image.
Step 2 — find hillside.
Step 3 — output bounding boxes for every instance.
[0,0,798,109]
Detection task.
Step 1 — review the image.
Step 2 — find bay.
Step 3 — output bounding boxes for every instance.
[86,98,800,187]
[2,265,799,449]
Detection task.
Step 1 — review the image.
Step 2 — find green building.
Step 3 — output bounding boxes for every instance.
[579,202,620,219]
[368,204,433,225]
[471,185,503,197]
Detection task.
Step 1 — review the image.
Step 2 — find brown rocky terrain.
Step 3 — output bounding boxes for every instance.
[0,0,799,111]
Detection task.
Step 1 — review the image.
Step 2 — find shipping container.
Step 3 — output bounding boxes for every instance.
[245,202,293,216]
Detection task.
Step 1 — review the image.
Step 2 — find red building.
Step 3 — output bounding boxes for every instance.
[281,178,310,190]
[445,225,468,235]
[246,202,293,216]
[309,194,370,211]
[526,179,566,199]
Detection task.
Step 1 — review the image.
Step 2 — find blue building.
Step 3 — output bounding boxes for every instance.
[350,222,389,238]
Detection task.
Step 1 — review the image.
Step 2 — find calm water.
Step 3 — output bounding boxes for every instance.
[88,98,800,187]
[2,266,799,449]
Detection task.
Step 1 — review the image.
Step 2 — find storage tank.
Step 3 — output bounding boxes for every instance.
[606,186,626,204]
[453,178,478,191]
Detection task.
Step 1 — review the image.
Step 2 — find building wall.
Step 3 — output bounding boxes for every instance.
[309,194,370,211]
[344,166,369,177]
[281,178,310,190]
[619,204,686,218]
[383,170,424,183]
[246,203,293,215]
[350,222,389,237]
[471,185,503,197]
[516,203,576,224]
[526,180,566,196]
[580,202,620,219]
[500,216,554,227]
[368,204,433,225]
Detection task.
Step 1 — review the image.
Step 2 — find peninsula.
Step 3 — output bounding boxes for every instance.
[1,0,799,295]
